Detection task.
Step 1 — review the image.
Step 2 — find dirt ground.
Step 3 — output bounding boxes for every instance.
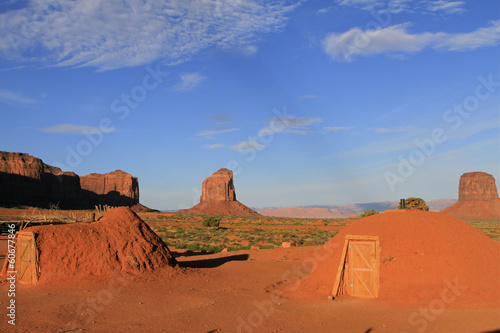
[0,242,498,333]
[0,208,499,333]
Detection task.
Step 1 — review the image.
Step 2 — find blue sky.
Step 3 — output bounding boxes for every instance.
[0,0,498,210]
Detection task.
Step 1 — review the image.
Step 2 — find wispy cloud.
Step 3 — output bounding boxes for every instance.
[0,0,298,70]
[231,141,266,152]
[317,7,332,14]
[205,113,235,124]
[41,124,115,134]
[427,0,465,14]
[375,126,416,133]
[298,95,319,100]
[204,144,225,149]
[173,72,207,92]
[262,116,323,135]
[336,0,464,14]
[197,128,237,137]
[323,20,500,61]
[198,113,237,139]
[325,126,353,132]
[0,88,36,104]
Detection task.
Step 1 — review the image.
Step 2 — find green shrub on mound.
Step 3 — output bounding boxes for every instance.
[399,197,429,211]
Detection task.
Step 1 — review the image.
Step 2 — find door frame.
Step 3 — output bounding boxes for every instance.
[15,231,39,285]
[331,235,380,298]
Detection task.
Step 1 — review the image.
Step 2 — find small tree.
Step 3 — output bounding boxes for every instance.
[398,197,429,211]
[360,209,379,218]
[202,216,221,227]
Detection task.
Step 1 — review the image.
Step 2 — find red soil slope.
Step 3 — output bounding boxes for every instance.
[11,207,177,283]
[286,210,500,307]
[178,200,260,216]
[441,198,500,221]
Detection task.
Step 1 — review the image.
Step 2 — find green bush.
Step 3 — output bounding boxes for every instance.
[398,197,429,211]
[360,209,379,218]
[202,216,221,227]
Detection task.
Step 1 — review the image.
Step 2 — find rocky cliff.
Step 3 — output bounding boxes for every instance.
[80,170,139,206]
[0,151,139,208]
[442,171,500,221]
[458,172,498,201]
[178,168,259,216]
[200,168,236,202]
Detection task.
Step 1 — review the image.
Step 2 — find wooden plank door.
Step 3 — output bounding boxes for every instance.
[16,232,38,285]
[346,239,378,298]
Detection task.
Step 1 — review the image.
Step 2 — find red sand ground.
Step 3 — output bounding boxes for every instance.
[286,210,500,308]
[0,209,498,332]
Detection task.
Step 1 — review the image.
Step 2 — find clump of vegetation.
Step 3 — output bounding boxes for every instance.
[360,209,379,218]
[202,216,221,227]
[399,197,429,211]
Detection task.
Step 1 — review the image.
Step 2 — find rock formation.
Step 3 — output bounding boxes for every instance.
[458,172,498,201]
[0,152,80,207]
[442,171,500,221]
[81,170,139,206]
[0,151,140,209]
[200,168,236,202]
[178,168,260,216]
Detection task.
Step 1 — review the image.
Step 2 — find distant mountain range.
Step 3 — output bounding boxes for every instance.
[254,199,457,218]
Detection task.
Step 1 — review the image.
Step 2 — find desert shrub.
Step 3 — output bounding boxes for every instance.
[202,216,221,227]
[360,209,379,218]
[399,197,429,211]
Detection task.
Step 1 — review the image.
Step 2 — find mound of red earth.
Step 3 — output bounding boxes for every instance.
[442,171,500,221]
[178,168,260,216]
[15,207,177,283]
[285,210,499,307]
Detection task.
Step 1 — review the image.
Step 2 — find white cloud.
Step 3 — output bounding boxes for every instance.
[0,0,298,70]
[434,20,500,51]
[173,72,207,92]
[298,95,319,100]
[323,21,500,61]
[375,126,416,133]
[0,88,36,104]
[204,144,225,149]
[231,141,266,152]
[262,116,323,135]
[427,0,465,13]
[336,0,464,14]
[205,113,235,124]
[317,7,332,15]
[41,124,115,134]
[325,126,353,132]
[197,128,237,137]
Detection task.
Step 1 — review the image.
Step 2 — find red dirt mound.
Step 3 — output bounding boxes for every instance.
[21,207,177,283]
[284,210,500,307]
[441,199,500,221]
[178,200,260,216]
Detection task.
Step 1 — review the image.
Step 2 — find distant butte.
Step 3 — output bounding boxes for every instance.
[0,151,141,209]
[177,168,260,216]
[442,171,500,221]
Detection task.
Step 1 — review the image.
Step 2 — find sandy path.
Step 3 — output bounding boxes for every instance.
[0,248,498,333]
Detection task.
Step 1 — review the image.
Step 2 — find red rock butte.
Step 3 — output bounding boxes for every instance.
[442,171,500,221]
[0,151,140,209]
[178,168,260,216]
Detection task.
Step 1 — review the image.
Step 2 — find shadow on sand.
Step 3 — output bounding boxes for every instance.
[177,254,249,269]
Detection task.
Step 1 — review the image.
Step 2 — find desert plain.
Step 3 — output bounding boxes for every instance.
[0,205,499,333]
